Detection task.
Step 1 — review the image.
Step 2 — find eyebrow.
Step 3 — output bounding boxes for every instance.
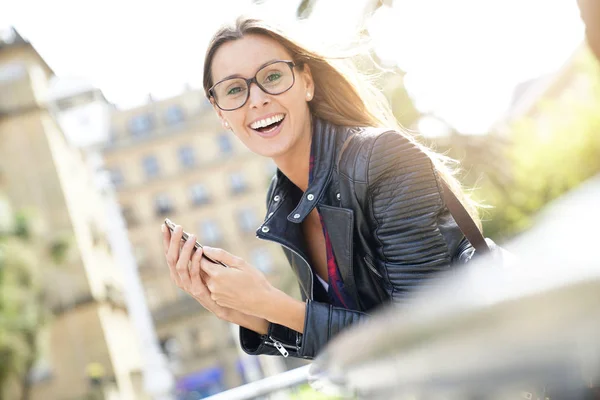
[217,59,282,82]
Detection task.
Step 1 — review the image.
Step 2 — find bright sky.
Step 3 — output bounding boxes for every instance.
[2,0,585,133]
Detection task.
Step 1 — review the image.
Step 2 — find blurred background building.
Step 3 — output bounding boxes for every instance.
[101,85,303,395]
[0,26,302,399]
[0,28,144,399]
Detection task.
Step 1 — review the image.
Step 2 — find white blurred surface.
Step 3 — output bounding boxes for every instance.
[311,175,600,399]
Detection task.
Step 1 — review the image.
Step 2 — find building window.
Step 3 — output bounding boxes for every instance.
[189,184,210,206]
[165,105,185,125]
[237,208,257,233]
[133,244,147,266]
[108,167,124,188]
[89,221,106,248]
[142,155,160,179]
[144,286,161,309]
[155,193,174,216]
[27,328,53,384]
[188,327,201,353]
[160,336,182,363]
[199,220,222,246]
[121,206,139,226]
[229,172,247,194]
[108,127,119,144]
[251,248,273,273]
[189,326,214,351]
[217,133,233,155]
[128,114,154,137]
[177,146,195,168]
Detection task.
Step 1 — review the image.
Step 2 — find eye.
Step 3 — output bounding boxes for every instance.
[227,86,244,95]
[265,72,282,82]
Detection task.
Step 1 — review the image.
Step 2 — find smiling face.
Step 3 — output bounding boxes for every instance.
[209,34,314,161]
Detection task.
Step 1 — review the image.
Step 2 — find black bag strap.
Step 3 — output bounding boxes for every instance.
[439,179,490,254]
[337,129,490,254]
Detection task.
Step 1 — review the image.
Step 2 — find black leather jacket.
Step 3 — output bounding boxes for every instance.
[240,117,474,359]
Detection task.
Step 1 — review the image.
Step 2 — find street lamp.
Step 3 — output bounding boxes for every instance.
[46,77,176,400]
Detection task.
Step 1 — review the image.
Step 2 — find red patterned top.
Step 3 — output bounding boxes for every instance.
[309,153,356,309]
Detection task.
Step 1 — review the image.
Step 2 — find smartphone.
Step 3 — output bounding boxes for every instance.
[164,218,228,268]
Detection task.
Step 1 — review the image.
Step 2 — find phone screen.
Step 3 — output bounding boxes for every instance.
[164,218,228,268]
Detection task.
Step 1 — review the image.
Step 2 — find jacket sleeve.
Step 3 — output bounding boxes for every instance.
[366,130,474,302]
[239,301,368,359]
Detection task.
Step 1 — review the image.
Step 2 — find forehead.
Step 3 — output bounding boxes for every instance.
[211,34,293,83]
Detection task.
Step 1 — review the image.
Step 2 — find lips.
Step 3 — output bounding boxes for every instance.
[249,113,285,130]
[248,114,286,138]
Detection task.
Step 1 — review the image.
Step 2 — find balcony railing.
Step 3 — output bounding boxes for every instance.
[203,365,311,400]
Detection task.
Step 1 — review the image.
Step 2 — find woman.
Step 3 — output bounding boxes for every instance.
[161,17,484,360]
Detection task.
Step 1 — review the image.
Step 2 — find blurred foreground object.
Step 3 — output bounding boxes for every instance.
[578,0,600,61]
[310,174,600,399]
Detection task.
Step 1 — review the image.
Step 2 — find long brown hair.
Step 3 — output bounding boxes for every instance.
[202,17,481,229]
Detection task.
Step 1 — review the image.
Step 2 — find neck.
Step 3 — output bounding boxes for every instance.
[272,115,313,192]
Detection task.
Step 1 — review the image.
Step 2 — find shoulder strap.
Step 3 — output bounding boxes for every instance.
[336,129,359,171]
[439,179,490,254]
[338,128,490,254]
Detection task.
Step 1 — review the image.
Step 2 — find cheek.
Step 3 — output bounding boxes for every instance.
[226,111,246,130]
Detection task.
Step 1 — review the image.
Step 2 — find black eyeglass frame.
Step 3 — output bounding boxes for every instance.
[208,60,297,111]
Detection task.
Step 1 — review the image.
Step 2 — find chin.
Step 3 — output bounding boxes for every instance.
[254,144,291,159]
[244,133,291,159]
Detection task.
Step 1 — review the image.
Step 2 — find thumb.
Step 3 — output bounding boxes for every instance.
[202,246,245,269]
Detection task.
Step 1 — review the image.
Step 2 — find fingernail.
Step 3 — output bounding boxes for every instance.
[175,226,182,233]
[161,224,165,232]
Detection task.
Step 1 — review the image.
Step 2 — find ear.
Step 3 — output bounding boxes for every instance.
[210,98,230,130]
[301,64,315,100]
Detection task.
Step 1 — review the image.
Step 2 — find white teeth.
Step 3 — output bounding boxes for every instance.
[250,114,284,129]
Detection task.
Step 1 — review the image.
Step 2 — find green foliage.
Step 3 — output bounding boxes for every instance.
[13,213,30,241]
[289,384,344,399]
[296,0,314,19]
[48,236,71,265]
[0,206,60,399]
[389,84,420,129]
[0,239,41,398]
[476,50,600,241]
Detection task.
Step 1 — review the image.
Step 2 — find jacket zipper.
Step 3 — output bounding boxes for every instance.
[261,335,297,357]
[257,233,312,356]
[257,233,314,301]
[270,337,289,357]
[363,255,382,278]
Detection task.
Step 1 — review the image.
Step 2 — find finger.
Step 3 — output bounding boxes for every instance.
[189,250,222,309]
[203,246,244,269]
[176,234,196,286]
[166,225,183,267]
[169,268,182,287]
[200,255,222,277]
[166,229,182,286]
[192,249,210,284]
[161,223,171,253]
[190,246,205,284]
[199,269,210,285]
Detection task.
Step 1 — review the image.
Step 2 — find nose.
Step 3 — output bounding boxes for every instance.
[247,82,270,109]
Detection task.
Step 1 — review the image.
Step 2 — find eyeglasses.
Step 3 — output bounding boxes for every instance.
[209,60,297,111]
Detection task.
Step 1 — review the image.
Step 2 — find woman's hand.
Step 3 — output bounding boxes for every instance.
[199,246,306,332]
[161,223,268,334]
[198,246,276,320]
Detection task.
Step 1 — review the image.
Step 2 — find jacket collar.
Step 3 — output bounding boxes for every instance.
[285,117,339,223]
